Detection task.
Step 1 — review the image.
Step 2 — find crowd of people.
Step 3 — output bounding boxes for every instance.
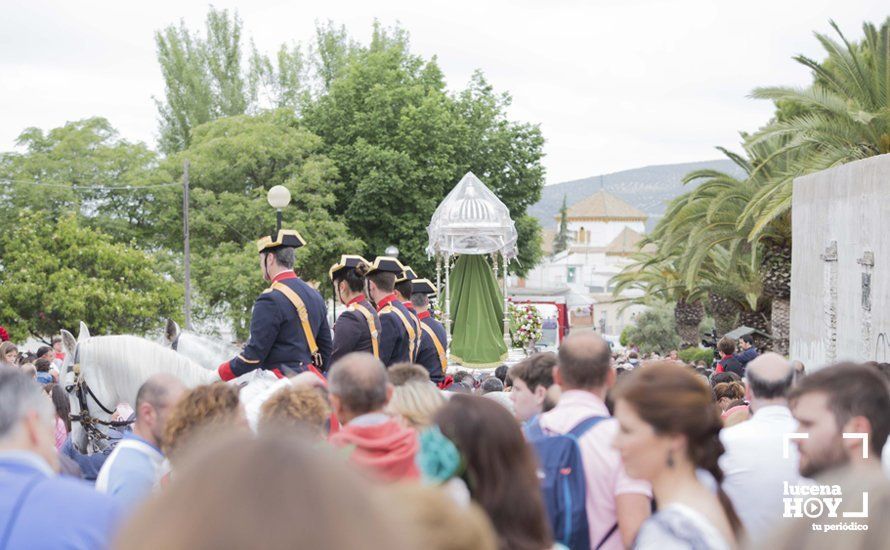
[2,328,890,549]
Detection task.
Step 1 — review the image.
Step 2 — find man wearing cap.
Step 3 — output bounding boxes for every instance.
[411,279,448,384]
[329,255,382,364]
[366,257,419,366]
[217,229,332,381]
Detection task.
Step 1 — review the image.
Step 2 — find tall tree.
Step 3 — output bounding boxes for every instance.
[303,24,545,276]
[0,118,163,257]
[0,213,181,341]
[154,7,254,154]
[552,194,570,256]
[157,110,363,337]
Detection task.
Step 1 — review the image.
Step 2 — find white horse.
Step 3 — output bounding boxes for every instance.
[161,319,239,370]
[61,323,218,454]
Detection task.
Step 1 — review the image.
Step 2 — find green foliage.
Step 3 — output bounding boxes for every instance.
[162,110,363,336]
[622,303,681,355]
[303,26,545,276]
[553,195,569,256]
[620,325,632,347]
[0,118,163,256]
[678,347,715,365]
[0,213,181,341]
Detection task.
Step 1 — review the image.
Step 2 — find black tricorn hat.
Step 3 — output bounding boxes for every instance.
[395,266,418,284]
[256,229,306,253]
[411,278,438,296]
[367,256,406,276]
[329,255,370,281]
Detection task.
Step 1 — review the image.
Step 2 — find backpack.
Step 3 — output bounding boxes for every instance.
[526,415,615,550]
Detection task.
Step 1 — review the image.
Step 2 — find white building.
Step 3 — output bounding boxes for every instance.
[519,190,652,335]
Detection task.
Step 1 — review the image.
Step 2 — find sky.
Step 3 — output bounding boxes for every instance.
[1,0,886,185]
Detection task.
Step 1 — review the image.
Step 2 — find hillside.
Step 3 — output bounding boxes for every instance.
[530,159,743,232]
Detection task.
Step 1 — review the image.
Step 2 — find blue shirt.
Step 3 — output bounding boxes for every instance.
[95,432,164,508]
[0,451,120,549]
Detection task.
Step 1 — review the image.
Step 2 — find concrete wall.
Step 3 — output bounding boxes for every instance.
[790,154,890,369]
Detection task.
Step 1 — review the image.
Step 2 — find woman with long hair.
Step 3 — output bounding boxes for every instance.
[431,395,552,550]
[43,383,71,450]
[611,361,742,549]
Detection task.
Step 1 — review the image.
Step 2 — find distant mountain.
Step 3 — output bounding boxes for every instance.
[530,159,744,232]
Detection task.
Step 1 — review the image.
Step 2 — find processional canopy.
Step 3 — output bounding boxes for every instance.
[426,172,518,259]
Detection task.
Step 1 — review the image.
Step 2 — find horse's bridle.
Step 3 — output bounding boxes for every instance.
[65,344,133,451]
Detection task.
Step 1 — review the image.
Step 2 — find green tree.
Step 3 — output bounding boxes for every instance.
[552,195,570,256]
[0,118,163,255]
[747,18,890,236]
[0,213,181,342]
[623,303,681,355]
[159,110,363,336]
[303,25,545,276]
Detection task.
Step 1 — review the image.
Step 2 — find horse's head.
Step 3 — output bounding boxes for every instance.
[60,328,89,453]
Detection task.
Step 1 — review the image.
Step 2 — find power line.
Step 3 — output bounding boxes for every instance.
[0,179,180,191]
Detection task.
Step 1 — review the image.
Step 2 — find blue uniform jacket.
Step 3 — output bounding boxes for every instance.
[0,453,121,549]
[227,271,332,378]
[331,298,380,365]
[376,294,418,366]
[416,312,447,383]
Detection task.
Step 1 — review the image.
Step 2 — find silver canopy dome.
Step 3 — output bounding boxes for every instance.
[426,172,518,258]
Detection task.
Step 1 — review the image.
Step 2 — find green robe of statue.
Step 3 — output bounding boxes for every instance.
[448,255,507,368]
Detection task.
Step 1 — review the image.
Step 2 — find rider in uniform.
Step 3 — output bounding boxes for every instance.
[410,278,448,384]
[365,256,419,366]
[217,229,332,381]
[329,255,382,364]
[394,266,423,359]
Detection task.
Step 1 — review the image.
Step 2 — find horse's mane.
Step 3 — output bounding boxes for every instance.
[176,331,238,368]
[80,335,217,408]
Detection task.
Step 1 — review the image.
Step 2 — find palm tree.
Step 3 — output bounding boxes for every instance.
[746,18,890,237]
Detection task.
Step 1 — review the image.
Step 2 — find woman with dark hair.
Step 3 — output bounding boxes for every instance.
[611,362,742,549]
[328,255,381,364]
[44,383,71,450]
[430,395,553,550]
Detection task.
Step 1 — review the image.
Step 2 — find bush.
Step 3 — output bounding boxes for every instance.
[678,347,715,365]
[622,304,680,355]
[620,325,632,347]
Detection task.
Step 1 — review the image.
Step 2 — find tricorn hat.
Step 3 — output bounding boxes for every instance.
[329,255,370,281]
[395,266,418,284]
[256,229,306,253]
[411,278,438,296]
[367,256,406,276]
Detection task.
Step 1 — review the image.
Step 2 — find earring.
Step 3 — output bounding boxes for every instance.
[667,450,675,468]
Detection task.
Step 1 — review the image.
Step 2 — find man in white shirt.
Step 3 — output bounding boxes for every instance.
[96,373,185,507]
[719,352,803,541]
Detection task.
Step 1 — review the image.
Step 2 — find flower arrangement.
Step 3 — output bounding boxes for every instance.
[508,303,543,351]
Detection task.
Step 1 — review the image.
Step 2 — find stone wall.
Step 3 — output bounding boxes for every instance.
[790,154,890,369]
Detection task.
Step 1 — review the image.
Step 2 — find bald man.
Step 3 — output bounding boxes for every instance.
[96,373,186,507]
[327,353,419,481]
[719,353,804,540]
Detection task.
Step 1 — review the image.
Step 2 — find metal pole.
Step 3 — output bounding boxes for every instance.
[445,255,451,345]
[276,210,282,233]
[503,254,510,349]
[183,159,192,331]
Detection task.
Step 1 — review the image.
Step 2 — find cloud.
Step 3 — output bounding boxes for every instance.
[1,0,886,183]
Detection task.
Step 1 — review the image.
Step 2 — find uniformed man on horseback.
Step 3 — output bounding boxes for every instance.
[411,278,448,385]
[365,256,420,366]
[329,255,382,364]
[217,229,332,381]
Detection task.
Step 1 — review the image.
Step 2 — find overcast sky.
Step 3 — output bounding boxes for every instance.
[1,0,886,184]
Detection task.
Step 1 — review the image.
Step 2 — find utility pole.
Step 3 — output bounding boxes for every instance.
[183,159,192,330]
